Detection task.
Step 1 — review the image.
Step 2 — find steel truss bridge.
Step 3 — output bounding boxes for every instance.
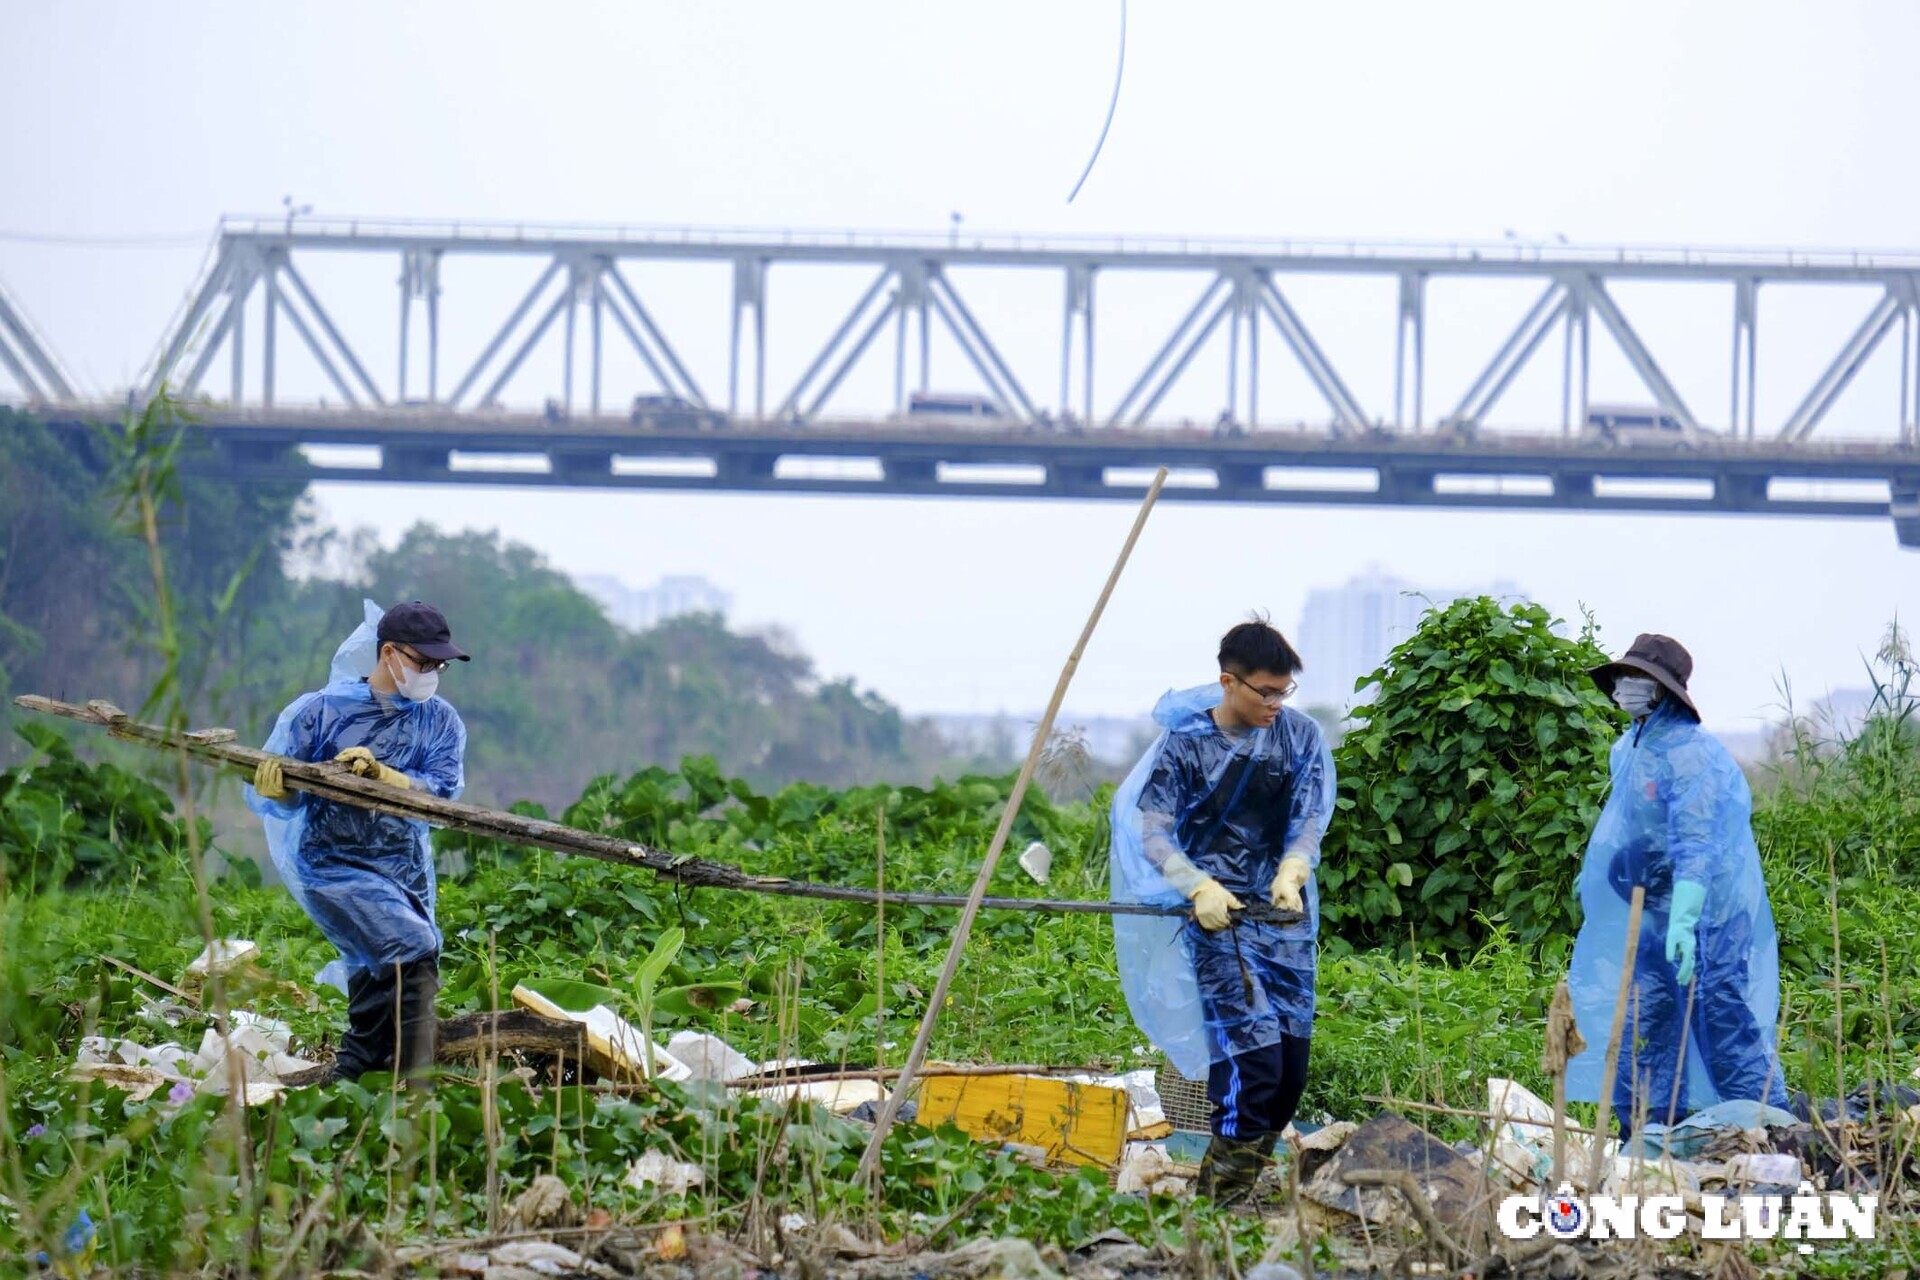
[5,218,1919,546]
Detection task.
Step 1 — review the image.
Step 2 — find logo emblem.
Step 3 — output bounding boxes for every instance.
[1545,1187,1586,1239]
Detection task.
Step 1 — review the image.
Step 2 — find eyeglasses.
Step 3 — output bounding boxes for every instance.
[1231,673,1297,706]
[392,646,450,675]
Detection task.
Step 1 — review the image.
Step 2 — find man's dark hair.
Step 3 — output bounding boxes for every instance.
[1218,617,1303,677]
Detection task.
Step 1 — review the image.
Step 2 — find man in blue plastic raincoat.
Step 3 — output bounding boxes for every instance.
[247,601,470,1082]
[1110,620,1335,1207]
[1567,634,1789,1131]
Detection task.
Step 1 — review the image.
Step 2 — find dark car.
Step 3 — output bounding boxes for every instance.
[631,394,728,431]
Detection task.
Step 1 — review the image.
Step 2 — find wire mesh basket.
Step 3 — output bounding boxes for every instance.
[1153,1060,1213,1132]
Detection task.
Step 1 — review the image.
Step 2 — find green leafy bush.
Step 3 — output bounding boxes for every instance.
[0,724,198,894]
[1318,596,1622,953]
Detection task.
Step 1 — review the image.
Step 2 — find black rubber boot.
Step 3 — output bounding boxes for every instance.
[396,956,441,1084]
[331,965,400,1082]
[1196,1135,1269,1210]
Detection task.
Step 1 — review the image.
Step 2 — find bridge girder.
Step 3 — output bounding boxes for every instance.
[127,221,1920,453]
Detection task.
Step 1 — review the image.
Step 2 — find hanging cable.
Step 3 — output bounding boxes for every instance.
[1066,0,1128,203]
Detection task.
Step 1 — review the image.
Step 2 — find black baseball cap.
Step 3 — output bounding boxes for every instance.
[377,601,471,663]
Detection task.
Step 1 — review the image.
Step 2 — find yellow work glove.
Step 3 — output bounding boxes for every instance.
[1269,857,1311,913]
[1188,877,1244,932]
[334,746,412,789]
[252,756,288,801]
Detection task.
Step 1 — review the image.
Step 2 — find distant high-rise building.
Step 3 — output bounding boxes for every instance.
[1295,566,1526,714]
[575,573,732,632]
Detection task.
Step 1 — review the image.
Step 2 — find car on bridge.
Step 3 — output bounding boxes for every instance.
[903,390,1006,427]
[631,394,727,432]
[1581,403,1715,448]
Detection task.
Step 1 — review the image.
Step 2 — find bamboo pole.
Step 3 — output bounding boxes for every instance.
[15,695,1299,927]
[1586,885,1645,1191]
[854,467,1171,1183]
[1539,979,1588,1187]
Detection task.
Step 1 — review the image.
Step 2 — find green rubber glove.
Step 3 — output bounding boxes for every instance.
[1667,879,1707,986]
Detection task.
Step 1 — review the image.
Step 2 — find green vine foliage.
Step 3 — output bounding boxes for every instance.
[1317,595,1625,954]
[0,723,200,895]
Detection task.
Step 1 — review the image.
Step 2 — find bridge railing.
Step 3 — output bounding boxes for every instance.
[211,215,1920,272]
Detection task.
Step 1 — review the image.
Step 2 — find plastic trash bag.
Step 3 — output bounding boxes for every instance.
[1627,1099,1801,1161]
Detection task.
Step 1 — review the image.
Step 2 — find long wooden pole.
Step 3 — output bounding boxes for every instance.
[16,695,1301,926]
[1586,885,1645,1191]
[855,468,1170,1183]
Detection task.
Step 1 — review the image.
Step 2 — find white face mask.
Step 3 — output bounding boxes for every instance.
[386,655,440,703]
[1612,676,1660,719]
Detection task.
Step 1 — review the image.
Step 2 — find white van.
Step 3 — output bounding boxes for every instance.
[1582,404,1712,448]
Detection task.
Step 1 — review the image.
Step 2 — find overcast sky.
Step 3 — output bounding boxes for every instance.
[5,1,1918,731]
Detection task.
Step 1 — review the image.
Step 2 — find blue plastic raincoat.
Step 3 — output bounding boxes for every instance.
[1566,699,1788,1121]
[246,602,468,978]
[1111,685,1336,1080]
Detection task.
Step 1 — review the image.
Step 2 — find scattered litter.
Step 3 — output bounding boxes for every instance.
[1726,1150,1802,1194]
[1244,1264,1304,1280]
[1489,1077,1555,1146]
[133,993,195,1028]
[1114,1143,1191,1197]
[1484,1076,1601,1186]
[79,1036,197,1076]
[73,1024,314,1105]
[665,1030,756,1082]
[69,1062,169,1102]
[488,1239,616,1277]
[778,1212,810,1232]
[1795,1082,1920,1126]
[1065,1230,1154,1280]
[807,1222,888,1259]
[1017,841,1052,885]
[1301,1112,1481,1230]
[1484,1136,1542,1187]
[183,939,260,979]
[1629,1099,1800,1160]
[848,1098,918,1125]
[1285,1119,1356,1181]
[1002,1141,1052,1169]
[624,1149,706,1196]
[229,1011,293,1053]
[190,1025,318,1095]
[929,1237,1063,1280]
[751,1076,890,1114]
[510,984,691,1083]
[507,1175,578,1231]
[316,958,350,995]
[1599,1153,1701,1198]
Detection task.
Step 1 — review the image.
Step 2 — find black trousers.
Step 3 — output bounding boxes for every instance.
[335,955,440,1081]
[1207,1033,1311,1140]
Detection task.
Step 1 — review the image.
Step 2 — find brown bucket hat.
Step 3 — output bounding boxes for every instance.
[1589,633,1699,720]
